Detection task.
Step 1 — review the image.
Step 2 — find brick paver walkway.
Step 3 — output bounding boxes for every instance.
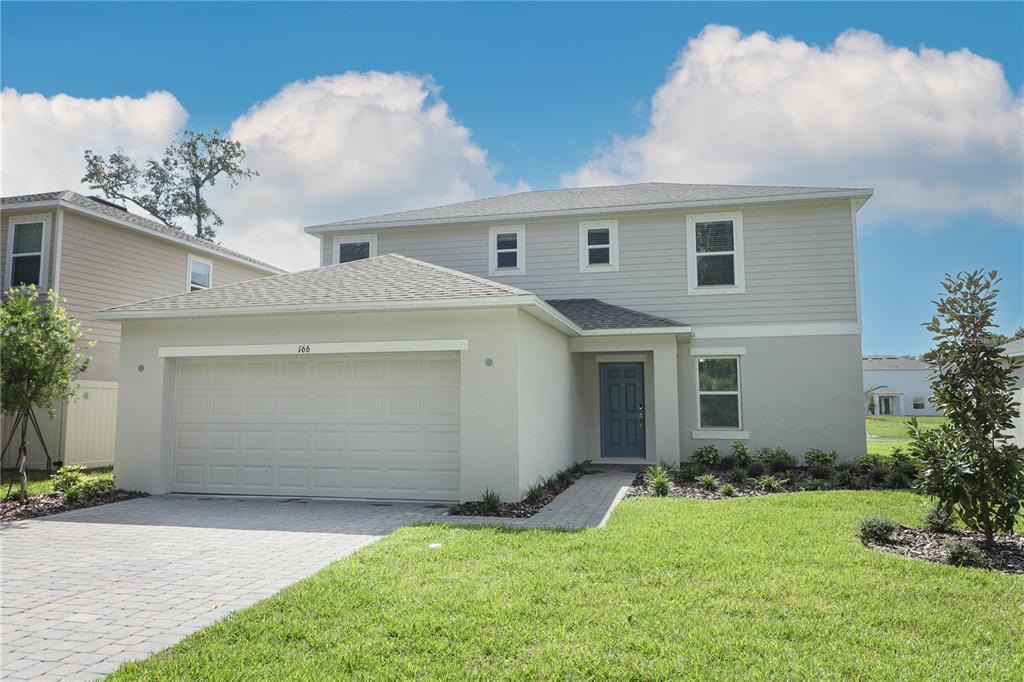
[0,470,633,680]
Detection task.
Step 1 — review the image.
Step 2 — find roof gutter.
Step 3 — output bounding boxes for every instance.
[303,189,874,235]
[2,197,286,275]
[94,293,692,339]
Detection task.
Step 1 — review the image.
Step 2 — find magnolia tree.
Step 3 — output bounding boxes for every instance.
[1,287,93,501]
[909,271,1024,541]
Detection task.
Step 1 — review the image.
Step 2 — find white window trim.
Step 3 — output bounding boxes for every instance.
[333,234,378,264]
[5,214,52,289]
[579,220,619,272]
[695,355,743,431]
[686,211,745,295]
[187,254,213,292]
[488,225,525,276]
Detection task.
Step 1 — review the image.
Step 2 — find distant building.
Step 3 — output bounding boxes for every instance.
[863,356,939,416]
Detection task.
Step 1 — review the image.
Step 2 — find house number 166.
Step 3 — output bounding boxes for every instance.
[297,345,311,353]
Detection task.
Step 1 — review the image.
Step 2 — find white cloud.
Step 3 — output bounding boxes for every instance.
[564,25,1024,224]
[0,88,186,196]
[214,71,513,270]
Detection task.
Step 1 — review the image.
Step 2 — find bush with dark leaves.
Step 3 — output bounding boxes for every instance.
[858,515,897,543]
[945,540,987,568]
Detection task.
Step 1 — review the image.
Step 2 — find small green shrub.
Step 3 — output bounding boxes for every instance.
[757,475,786,493]
[888,470,913,490]
[945,540,988,568]
[867,465,890,486]
[834,468,855,489]
[801,478,828,491]
[727,467,747,485]
[678,463,702,482]
[718,455,737,471]
[923,505,955,533]
[854,452,887,472]
[51,465,88,493]
[767,449,797,473]
[569,461,586,477]
[858,515,897,543]
[732,441,753,467]
[692,444,720,467]
[807,463,835,480]
[646,465,670,497]
[699,473,718,491]
[746,460,766,477]
[804,449,838,467]
[525,483,546,504]
[721,483,736,497]
[479,488,502,513]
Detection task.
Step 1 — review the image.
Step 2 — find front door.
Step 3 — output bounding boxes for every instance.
[600,363,646,458]
[879,396,894,415]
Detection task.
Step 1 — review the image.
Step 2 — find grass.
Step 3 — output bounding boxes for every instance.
[112,492,1023,680]
[866,415,947,439]
[866,439,913,457]
[0,467,112,498]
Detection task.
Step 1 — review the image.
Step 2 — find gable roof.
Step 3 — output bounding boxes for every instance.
[305,182,873,234]
[1001,339,1024,358]
[866,386,905,395]
[1,190,284,274]
[863,356,931,371]
[95,254,692,338]
[546,299,683,331]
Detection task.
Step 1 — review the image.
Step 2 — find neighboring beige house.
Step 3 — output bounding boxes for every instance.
[863,355,939,416]
[101,182,872,503]
[1004,339,1024,446]
[1,191,283,469]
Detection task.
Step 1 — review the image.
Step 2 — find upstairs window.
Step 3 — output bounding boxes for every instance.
[188,255,212,292]
[697,356,742,429]
[334,234,377,264]
[5,215,50,288]
[579,220,619,272]
[687,212,745,295]
[488,225,525,275]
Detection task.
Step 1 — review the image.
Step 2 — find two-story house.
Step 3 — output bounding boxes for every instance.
[99,182,871,502]
[1,191,283,468]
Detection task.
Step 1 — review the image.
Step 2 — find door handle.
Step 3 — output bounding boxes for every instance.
[638,403,644,427]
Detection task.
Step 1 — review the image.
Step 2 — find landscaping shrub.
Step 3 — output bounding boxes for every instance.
[646,466,670,497]
[699,474,718,491]
[808,463,835,480]
[866,466,891,487]
[756,475,785,493]
[525,483,546,504]
[718,455,737,471]
[858,515,897,543]
[52,465,88,493]
[888,470,913,490]
[62,478,112,504]
[802,478,828,492]
[678,463,702,482]
[732,441,753,467]
[767,449,797,473]
[945,540,988,568]
[479,488,502,513]
[834,468,855,489]
[854,452,887,472]
[691,444,720,467]
[746,460,766,477]
[923,505,956,533]
[804,449,838,467]
[721,483,736,497]
[727,467,747,485]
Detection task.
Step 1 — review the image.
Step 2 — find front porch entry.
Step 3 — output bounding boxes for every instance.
[599,363,646,458]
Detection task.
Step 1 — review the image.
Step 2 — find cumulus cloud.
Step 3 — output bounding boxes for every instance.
[213,71,513,270]
[0,88,186,196]
[565,25,1024,224]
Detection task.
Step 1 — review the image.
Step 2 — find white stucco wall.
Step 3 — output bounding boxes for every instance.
[516,311,577,493]
[862,367,939,416]
[683,333,866,462]
[114,308,529,502]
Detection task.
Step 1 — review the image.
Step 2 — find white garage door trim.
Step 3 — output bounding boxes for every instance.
[159,339,469,358]
[170,351,461,501]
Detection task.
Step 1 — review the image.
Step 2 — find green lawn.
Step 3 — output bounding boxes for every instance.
[866,415,947,439]
[112,492,1022,681]
[866,439,913,457]
[0,467,112,498]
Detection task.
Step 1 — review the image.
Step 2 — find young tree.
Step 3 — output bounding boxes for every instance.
[83,129,258,240]
[909,270,1024,541]
[1,287,93,502]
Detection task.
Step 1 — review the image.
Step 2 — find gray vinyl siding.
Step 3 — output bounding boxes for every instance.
[55,211,270,382]
[319,198,858,326]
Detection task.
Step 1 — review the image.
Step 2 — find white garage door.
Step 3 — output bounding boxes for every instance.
[171,352,460,500]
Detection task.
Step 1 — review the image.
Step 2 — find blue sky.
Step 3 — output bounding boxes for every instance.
[2,1,1021,355]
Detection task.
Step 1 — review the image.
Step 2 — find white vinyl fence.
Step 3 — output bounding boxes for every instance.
[62,381,118,468]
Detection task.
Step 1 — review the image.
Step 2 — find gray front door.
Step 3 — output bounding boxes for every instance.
[600,363,646,458]
[879,397,894,415]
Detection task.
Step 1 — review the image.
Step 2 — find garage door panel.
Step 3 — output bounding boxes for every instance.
[172,352,460,500]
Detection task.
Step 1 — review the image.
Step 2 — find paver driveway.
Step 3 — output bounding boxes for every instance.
[0,495,448,680]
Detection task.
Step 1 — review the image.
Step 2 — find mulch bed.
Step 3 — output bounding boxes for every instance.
[449,469,586,518]
[864,527,1024,575]
[0,489,147,522]
[627,470,806,500]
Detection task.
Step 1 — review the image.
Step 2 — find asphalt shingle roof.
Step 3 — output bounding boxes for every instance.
[863,356,931,371]
[101,254,529,315]
[1001,339,1024,358]
[546,299,684,330]
[311,182,870,229]
[1,190,282,272]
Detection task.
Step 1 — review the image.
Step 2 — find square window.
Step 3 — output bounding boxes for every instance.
[11,254,41,286]
[587,228,610,246]
[913,397,926,410]
[13,223,44,254]
[339,241,370,263]
[588,247,610,265]
[495,232,518,250]
[497,251,518,268]
[696,254,736,287]
[489,225,525,274]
